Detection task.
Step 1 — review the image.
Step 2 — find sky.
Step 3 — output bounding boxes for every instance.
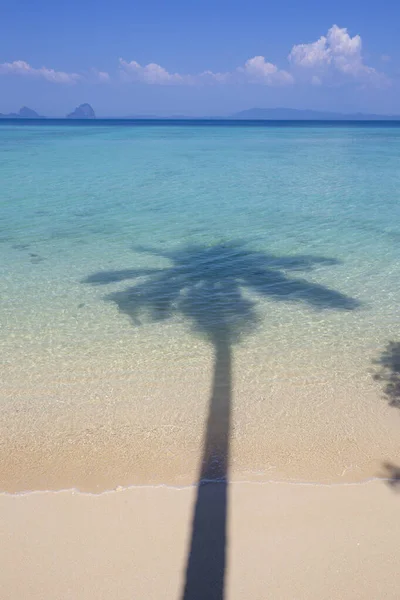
[0,0,399,116]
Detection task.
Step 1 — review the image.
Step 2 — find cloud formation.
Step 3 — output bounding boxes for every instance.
[119,56,293,86]
[90,69,111,83]
[239,56,294,84]
[119,59,186,84]
[0,60,81,84]
[289,25,386,85]
[0,27,388,89]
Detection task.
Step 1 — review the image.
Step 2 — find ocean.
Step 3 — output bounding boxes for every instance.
[1,120,400,492]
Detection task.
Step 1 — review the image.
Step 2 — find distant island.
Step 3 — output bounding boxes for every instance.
[0,103,96,119]
[1,105,400,121]
[66,103,96,119]
[0,106,42,119]
[120,108,400,120]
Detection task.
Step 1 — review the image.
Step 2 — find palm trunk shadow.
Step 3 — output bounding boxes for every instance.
[182,329,231,600]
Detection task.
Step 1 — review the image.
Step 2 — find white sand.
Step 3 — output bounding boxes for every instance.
[1,479,400,599]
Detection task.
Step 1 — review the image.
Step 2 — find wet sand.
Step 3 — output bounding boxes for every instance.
[1,479,400,599]
[2,326,400,492]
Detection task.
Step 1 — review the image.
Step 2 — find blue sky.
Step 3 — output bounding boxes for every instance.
[0,0,399,116]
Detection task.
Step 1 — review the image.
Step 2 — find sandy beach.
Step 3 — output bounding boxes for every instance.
[1,478,400,599]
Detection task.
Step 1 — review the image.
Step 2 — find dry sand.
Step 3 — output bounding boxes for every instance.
[1,478,400,599]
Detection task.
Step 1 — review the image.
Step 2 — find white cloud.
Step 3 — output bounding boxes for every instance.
[90,69,111,83]
[198,69,231,84]
[239,56,294,84]
[0,60,81,84]
[311,75,322,86]
[95,71,110,83]
[289,25,387,86]
[119,56,293,86]
[119,59,188,84]
[289,36,331,69]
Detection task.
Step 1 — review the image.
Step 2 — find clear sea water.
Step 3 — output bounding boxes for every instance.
[1,120,400,492]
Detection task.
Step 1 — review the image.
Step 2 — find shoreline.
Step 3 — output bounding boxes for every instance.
[0,445,395,493]
[0,473,397,497]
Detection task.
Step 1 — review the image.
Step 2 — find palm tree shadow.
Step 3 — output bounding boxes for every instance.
[373,341,400,490]
[182,329,231,600]
[83,241,360,600]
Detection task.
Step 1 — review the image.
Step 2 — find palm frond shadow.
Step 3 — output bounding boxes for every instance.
[373,342,400,490]
[373,341,400,409]
[83,241,360,600]
[381,462,400,490]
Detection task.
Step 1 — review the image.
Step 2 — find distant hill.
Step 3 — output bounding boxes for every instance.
[115,109,400,120]
[0,106,42,119]
[122,114,160,119]
[1,105,400,121]
[231,107,399,120]
[19,106,42,118]
[121,114,197,119]
[67,103,95,119]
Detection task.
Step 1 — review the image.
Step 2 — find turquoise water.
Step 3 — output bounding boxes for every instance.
[1,121,400,492]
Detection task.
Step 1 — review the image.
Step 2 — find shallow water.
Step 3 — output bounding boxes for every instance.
[1,120,400,492]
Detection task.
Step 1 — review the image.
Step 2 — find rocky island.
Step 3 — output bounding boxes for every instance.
[66,103,95,119]
[0,106,41,118]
